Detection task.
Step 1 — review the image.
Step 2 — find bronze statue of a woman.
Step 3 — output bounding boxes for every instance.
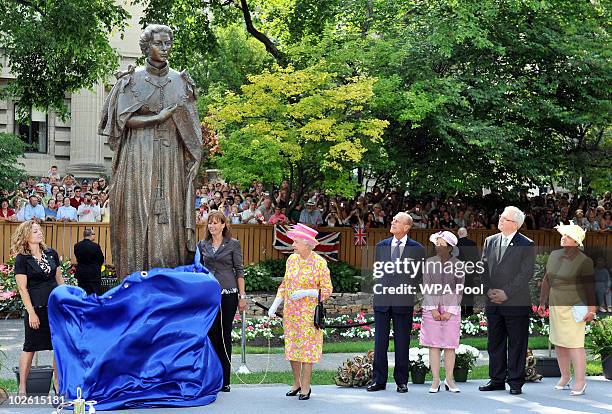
[99,24,202,278]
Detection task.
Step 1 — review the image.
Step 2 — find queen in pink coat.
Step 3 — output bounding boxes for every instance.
[419,231,464,393]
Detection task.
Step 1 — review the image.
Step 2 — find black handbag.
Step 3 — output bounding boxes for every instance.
[313,289,326,329]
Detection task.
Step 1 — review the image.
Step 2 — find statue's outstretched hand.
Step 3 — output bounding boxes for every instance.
[158,104,178,122]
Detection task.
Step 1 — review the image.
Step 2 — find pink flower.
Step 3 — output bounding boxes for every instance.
[363,325,371,331]
[531,305,538,313]
[0,291,16,301]
[347,319,353,324]
[247,326,254,331]
[479,321,487,327]
[412,323,421,330]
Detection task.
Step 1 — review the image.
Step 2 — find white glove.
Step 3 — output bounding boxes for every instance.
[268,297,283,317]
[290,289,319,301]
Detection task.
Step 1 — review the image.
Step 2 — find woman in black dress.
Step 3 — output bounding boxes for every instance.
[12,220,64,394]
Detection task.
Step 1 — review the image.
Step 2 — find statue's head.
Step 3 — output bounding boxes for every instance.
[140,24,174,64]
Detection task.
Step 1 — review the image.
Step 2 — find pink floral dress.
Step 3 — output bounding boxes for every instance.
[276,253,333,363]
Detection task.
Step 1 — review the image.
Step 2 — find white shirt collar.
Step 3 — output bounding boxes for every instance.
[501,231,516,243]
[392,234,408,246]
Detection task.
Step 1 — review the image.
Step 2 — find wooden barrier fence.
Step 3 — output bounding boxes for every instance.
[1,223,611,269]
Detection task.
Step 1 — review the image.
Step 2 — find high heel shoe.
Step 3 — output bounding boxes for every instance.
[569,383,586,396]
[429,380,441,393]
[286,387,301,396]
[554,378,571,390]
[298,388,312,400]
[444,379,460,393]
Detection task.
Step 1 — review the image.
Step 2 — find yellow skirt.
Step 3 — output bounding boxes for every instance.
[549,305,585,348]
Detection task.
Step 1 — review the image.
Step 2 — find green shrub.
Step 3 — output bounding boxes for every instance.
[244,258,361,293]
[328,261,361,293]
[587,317,612,359]
[243,264,278,292]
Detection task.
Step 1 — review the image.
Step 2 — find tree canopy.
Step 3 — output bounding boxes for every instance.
[1,0,610,196]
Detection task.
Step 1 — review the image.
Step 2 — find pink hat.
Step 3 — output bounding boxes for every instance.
[429,230,458,246]
[287,223,319,246]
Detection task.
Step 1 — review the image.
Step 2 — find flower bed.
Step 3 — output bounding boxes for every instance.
[231,307,594,343]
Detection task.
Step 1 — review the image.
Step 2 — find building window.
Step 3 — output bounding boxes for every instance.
[14,106,48,153]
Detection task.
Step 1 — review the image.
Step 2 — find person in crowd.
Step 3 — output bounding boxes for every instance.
[268,223,333,400]
[574,209,589,230]
[70,187,84,209]
[44,199,58,221]
[538,208,556,229]
[198,211,247,392]
[600,211,612,232]
[196,204,209,225]
[258,196,275,222]
[454,210,467,228]
[241,201,265,224]
[599,191,611,207]
[35,184,51,206]
[557,207,571,225]
[90,180,101,195]
[61,174,76,194]
[538,224,596,395]
[368,212,425,393]
[0,198,16,221]
[299,199,322,226]
[269,206,288,225]
[408,203,427,229]
[470,213,486,229]
[12,194,26,219]
[56,197,78,222]
[324,207,340,227]
[99,192,110,223]
[593,256,611,313]
[364,212,379,229]
[229,205,242,225]
[457,227,480,316]
[372,204,385,226]
[18,195,45,222]
[77,193,101,222]
[523,209,537,230]
[12,220,64,394]
[97,177,108,193]
[585,209,601,231]
[479,206,535,396]
[47,165,61,181]
[74,228,105,295]
[440,211,457,230]
[420,231,463,393]
[50,185,61,201]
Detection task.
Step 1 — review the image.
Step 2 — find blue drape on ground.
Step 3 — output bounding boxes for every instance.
[48,261,222,411]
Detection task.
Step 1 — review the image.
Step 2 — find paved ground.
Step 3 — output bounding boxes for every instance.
[1,319,558,379]
[0,377,610,414]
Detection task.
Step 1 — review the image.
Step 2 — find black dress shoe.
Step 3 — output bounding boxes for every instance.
[509,387,522,395]
[286,387,301,396]
[479,382,505,391]
[221,385,231,392]
[396,384,408,393]
[298,388,311,400]
[366,383,386,392]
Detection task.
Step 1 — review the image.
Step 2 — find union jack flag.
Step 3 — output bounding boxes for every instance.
[273,225,340,261]
[353,225,367,246]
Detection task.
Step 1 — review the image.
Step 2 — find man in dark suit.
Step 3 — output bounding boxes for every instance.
[367,212,426,393]
[457,227,480,316]
[74,228,105,295]
[479,206,535,395]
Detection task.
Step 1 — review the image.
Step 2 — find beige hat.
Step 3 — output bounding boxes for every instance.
[555,223,586,246]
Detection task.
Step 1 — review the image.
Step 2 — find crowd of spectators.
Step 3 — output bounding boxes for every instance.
[194,179,612,233]
[0,166,110,223]
[1,167,611,233]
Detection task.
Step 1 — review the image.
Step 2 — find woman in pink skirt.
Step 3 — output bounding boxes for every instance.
[420,231,464,393]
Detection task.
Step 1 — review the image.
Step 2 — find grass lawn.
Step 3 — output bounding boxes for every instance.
[239,336,552,354]
[0,361,602,390]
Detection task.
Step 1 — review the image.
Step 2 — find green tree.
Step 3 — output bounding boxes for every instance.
[205,64,388,197]
[0,0,129,119]
[0,133,27,190]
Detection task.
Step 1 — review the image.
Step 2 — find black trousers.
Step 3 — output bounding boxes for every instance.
[77,279,103,296]
[487,314,529,388]
[208,293,238,387]
[373,309,412,385]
